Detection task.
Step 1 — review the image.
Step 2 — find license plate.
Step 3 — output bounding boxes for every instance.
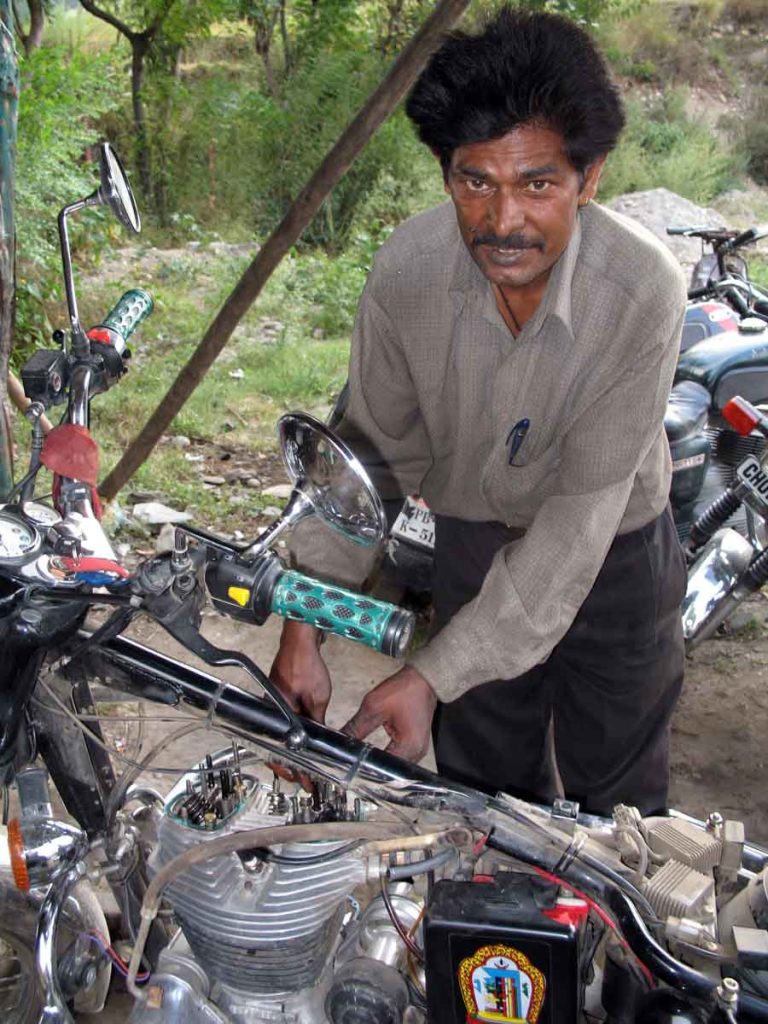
[736,454,768,509]
[391,496,435,550]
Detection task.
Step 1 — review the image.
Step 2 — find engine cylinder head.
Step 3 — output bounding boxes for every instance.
[151,753,367,1006]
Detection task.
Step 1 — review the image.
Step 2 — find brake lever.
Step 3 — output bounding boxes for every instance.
[134,533,306,745]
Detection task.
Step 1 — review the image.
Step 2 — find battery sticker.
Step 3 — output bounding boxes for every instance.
[459,945,546,1024]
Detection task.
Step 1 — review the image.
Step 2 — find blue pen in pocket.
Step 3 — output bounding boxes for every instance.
[506,418,530,465]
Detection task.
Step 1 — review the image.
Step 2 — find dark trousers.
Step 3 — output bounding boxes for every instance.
[431,507,687,816]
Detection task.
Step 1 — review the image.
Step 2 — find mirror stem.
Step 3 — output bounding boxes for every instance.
[243,488,315,559]
[58,191,102,358]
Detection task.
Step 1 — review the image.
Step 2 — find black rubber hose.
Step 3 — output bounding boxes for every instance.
[688,490,742,553]
[388,845,458,880]
[607,889,768,1022]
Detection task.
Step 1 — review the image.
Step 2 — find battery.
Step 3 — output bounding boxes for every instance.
[424,874,582,1024]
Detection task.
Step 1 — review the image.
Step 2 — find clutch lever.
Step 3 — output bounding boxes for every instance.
[156,615,307,749]
[136,532,306,746]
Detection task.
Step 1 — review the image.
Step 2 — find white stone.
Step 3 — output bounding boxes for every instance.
[132,502,191,526]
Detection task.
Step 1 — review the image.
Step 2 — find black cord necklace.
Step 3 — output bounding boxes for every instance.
[496,284,522,335]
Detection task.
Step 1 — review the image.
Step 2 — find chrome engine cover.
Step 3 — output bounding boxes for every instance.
[149,754,367,1023]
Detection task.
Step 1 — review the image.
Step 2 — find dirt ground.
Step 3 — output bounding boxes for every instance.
[668,593,768,846]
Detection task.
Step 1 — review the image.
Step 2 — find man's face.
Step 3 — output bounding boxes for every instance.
[445,124,605,294]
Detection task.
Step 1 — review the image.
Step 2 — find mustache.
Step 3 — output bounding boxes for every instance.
[472,232,543,251]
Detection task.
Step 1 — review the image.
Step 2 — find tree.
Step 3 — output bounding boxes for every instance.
[99,0,472,500]
[79,0,176,201]
[12,0,46,55]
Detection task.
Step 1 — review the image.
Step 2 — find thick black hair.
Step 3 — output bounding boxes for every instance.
[405,7,625,175]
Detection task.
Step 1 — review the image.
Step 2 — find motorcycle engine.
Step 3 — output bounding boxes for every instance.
[141,747,420,1024]
[129,749,768,1024]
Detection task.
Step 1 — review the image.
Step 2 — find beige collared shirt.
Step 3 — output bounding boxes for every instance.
[291,200,686,702]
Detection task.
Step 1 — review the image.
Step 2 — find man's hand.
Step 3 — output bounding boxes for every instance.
[342,666,438,761]
[269,620,331,723]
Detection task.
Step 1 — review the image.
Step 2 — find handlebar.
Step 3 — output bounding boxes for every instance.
[270,569,415,657]
[206,551,415,658]
[90,288,153,348]
[667,225,735,241]
[668,224,768,252]
[87,288,154,352]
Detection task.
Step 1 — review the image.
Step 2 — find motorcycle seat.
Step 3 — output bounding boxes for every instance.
[664,381,711,443]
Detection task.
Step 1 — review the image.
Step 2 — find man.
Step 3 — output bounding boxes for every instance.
[270,8,687,816]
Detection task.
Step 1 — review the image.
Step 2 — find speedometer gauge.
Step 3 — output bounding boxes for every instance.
[21,501,61,529]
[0,511,41,563]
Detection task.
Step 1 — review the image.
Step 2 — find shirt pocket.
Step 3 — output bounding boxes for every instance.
[481,435,562,520]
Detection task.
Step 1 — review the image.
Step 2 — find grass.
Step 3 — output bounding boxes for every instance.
[12,236,354,533]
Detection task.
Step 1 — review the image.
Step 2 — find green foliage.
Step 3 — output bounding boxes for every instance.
[599,92,743,205]
[149,34,443,250]
[729,81,768,187]
[14,43,124,357]
[519,0,647,26]
[724,0,767,24]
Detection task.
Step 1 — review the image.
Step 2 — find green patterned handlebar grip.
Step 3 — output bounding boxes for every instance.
[100,288,154,344]
[272,569,415,658]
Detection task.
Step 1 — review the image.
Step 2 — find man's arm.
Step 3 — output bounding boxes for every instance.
[272,281,432,719]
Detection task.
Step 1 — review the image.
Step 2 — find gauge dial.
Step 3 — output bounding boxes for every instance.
[0,511,41,563]
[21,501,62,528]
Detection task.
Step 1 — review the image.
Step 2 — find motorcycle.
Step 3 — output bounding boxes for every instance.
[680,394,768,651]
[3,148,768,1024]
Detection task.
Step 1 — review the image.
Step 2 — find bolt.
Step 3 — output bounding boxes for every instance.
[286,727,306,750]
[707,811,724,831]
[717,978,740,1008]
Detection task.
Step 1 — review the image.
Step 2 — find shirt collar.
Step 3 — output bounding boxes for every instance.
[449,207,584,343]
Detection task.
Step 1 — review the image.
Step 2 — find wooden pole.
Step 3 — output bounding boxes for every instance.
[99,0,470,500]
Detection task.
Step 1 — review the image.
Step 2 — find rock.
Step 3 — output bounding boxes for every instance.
[245,477,262,488]
[202,475,227,486]
[257,318,285,344]
[229,368,245,380]
[132,501,191,526]
[262,483,293,499]
[128,489,167,503]
[261,505,282,518]
[184,453,204,463]
[167,435,191,448]
[607,189,728,275]
[155,522,177,553]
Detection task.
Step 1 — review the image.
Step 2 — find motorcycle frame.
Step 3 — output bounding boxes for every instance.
[4,597,768,1020]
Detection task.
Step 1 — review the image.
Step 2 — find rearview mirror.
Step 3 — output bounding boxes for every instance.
[243,413,386,559]
[98,143,141,234]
